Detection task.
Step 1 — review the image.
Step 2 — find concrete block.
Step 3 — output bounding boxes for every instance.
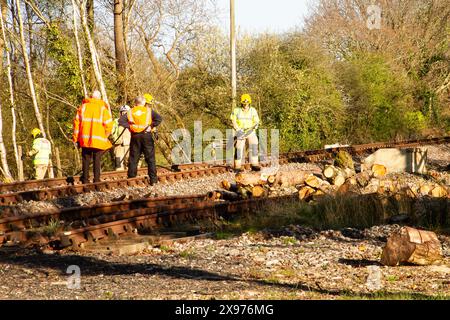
[361,148,427,174]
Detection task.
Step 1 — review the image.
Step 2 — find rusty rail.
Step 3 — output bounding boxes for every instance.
[0,166,230,205]
[0,163,213,194]
[280,136,450,163]
[0,194,295,248]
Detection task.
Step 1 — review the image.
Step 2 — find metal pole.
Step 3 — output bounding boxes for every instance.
[230,0,237,110]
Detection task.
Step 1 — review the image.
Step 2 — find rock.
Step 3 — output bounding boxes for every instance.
[362,148,428,174]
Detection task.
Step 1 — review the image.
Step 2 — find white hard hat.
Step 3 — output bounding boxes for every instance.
[119,105,130,112]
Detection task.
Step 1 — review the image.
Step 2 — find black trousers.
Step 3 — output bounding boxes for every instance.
[128,132,157,183]
[81,148,103,183]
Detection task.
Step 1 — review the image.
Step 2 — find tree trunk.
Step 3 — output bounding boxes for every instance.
[77,0,109,105]
[0,1,13,181]
[71,0,87,97]
[114,0,127,104]
[236,170,310,187]
[381,227,443,266]
[85,0,96,90]
[0,102,13,181]
[0,0,20,175]
[15,0,46,137]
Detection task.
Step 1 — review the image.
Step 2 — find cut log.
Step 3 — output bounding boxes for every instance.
[431,185,448,198]
[323,165,351,187]
[355,171,372,187]
[221,180,238,192]
[419,184,432,196]
[299,186,316,201]
[305,175,324,189]
[323,165,338,179]
[332,174,346,187]
[347,176,357,185]
[251,186,267,198]
[218,190,241,201]
[344,168,356,178]
[267,175,276,185]
[207,191,221,201]
[337,180,360,195]
[221,180,231,190]
[237,186,252,199]
[277,170,310,187]
[372,164,387,178]
[381,227,443,266]
[235,172,267,186]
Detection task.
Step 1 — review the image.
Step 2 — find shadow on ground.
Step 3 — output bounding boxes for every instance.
[0,248,445,299]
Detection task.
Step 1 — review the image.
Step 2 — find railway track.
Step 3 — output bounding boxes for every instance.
[0,163,212,194]
[0,135,447,250]
[0,166,230,205]
[0,193,295,249]
[0,136,448,205]
[281,136,450,163]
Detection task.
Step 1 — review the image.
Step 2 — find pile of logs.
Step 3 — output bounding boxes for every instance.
[210,150,449,202]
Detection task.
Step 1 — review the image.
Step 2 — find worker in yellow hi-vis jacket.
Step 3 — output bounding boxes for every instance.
[230,94,261,172]
[27,128,52,180]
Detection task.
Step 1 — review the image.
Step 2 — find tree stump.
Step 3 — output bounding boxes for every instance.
[381,227,443,266]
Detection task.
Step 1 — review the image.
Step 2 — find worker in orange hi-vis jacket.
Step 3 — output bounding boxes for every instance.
[72,90,113,184]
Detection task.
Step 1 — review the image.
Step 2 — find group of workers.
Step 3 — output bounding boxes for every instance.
[26,91,261,182]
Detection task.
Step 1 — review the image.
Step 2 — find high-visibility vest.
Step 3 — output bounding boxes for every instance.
[230,107,260,129]
[32,138,51,165]
[127,106,152,133]
[72,98,113,150]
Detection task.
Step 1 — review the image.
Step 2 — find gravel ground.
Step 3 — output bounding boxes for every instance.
[426,144,450,170]
[0,224,448,300]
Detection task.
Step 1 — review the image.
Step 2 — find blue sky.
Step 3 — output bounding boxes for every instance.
[214,0,311,34]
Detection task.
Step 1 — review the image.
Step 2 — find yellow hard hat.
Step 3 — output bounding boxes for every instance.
[144,93,154,104]
[31,128,41,138]
[241,94,252,105]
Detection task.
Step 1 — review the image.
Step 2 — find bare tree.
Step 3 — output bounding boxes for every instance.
[14,0,48,142]
[75,0,109,105]
[0,0,19,177]
[71,0,88,97]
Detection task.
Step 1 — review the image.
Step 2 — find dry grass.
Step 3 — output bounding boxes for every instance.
[211,194,449,235]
